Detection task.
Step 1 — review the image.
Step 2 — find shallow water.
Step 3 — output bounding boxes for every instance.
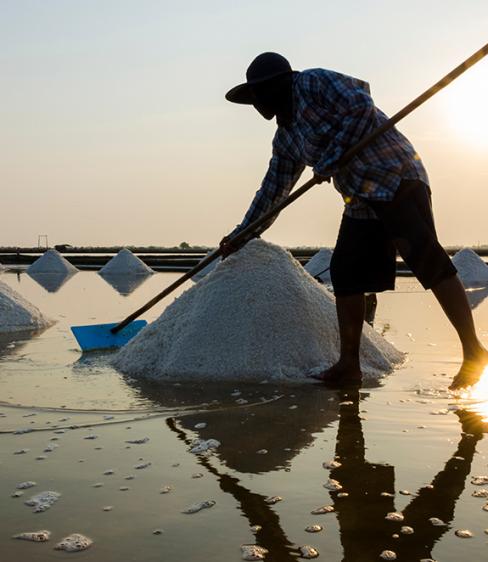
[1,271,488,561]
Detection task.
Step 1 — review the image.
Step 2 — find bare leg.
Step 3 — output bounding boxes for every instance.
[311,294,364,385]
[431,274,488,389]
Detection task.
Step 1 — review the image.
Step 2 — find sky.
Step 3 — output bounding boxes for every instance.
[1,0,487,248]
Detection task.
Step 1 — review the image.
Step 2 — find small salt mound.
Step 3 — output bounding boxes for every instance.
[452,248,488,288]
[99,248,153,275]
[113,240,402,382]
[0,281,52,333]
[304,248,333,283]
[27,249,78,275]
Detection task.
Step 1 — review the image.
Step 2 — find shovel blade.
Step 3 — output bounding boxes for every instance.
[71,320,147,352]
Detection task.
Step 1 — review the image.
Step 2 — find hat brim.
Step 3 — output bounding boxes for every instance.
[225,70,294,104]
[225,83,255,104]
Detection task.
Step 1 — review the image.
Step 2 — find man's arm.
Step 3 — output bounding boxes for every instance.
[223,150,305,251]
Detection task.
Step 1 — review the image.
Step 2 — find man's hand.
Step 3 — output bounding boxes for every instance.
[313,173,331,184]
[219,235,239,259]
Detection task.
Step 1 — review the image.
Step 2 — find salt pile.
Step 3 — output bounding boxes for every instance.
[99,248,153,275]
[452,248,488,288]
[0,281,52,333]
[191,252,220,283]
[113,240,403,381]
[304,248,333,283]
[27,249,78,275]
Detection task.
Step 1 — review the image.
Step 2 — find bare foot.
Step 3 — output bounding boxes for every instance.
[449,347,488,390]
[310,360,362,387]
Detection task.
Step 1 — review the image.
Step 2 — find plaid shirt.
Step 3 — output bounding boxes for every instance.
[231,68,428,236]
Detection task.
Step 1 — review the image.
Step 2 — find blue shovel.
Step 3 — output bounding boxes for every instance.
[71,42,488,352]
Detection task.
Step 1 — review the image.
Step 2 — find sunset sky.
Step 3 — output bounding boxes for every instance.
[1,0,487,248]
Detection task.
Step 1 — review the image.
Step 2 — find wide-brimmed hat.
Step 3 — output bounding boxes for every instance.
[225,52,293,104]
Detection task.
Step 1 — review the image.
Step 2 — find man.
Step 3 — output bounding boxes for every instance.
[221,52,487,389]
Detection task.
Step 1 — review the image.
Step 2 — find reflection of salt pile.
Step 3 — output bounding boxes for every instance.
[304,248,333,283]
[113,240,402,381]
[99,248,153,275]
[0,281,52,333]
[452,248,488,288]
[27,249,78,275]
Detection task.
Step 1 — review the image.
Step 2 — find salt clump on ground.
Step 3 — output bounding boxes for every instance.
[54,533,92,552]
[99,248,153,275]
[452,248,488,288]
[24,491,60,513]
[304,248,333,283]
[13,530,51,542]
[0,281,52,333]
[113,240,403,382]
[27,249,78,275]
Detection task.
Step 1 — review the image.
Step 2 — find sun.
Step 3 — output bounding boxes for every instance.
[440,61,488,148]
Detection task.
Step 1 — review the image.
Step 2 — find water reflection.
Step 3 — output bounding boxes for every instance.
[99,273,150,296]
[330,390,486,561]
[162,383,487,562]
[28,271,77,293]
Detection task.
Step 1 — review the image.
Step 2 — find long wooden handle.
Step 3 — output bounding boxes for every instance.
[112,42,488,334]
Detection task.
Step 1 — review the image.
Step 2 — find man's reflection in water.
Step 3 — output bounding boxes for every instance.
[331,390,486,561]
[156,379,485,562]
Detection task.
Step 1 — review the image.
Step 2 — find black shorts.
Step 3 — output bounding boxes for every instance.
[330,179,457,297]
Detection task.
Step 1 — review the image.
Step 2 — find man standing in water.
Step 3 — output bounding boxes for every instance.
[221,52,488,389]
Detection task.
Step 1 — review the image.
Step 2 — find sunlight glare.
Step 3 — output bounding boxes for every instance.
[465,365,488,422]
[441,62,488,148]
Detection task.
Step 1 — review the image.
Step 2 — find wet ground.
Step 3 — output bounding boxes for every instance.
[1,270,487,561]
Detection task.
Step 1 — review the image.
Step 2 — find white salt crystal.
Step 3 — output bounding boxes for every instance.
[324,479,342,491]
[54,533,92,552]
[182,500,215,514]
[264,496,282,505]
[455,529,474,538]
[400,526,414,534]
[160,485,171,494]
[194,422,207,429]
[13,530,51,542]
[99,248,153,275]
[190,439,220,454]
[24,491,60,513]
[452,248,488,288]
[385,512,404,522]
[380,551,397,560]
[240,544,268,560]
[134,462,151,470]
[311,505,334,515]
[113,240,403,381]
[0,281,52,334]
[471,476,488,485]
[299,545,319,559]
[429,517,446,527]
[305,524,323,533]
[322,460,341,470]
[126,437,149,444]
[16,481,36,490]
[472,489,488,498]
